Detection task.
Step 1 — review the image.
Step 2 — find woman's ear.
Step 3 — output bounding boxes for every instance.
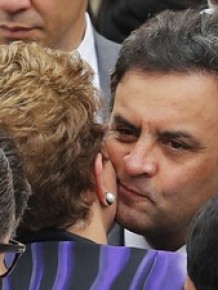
[94,153,108,206]
[94,153,117,233]
[94,153,117,207]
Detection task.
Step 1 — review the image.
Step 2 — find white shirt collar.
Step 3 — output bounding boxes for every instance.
[124,229,150,249]
[124,229,186,252]
[77,13,100,90]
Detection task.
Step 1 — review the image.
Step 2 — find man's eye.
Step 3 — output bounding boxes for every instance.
[168,140,189,150]
[113,127,138,142]
[161,137,190,151]
[116,128,133,136]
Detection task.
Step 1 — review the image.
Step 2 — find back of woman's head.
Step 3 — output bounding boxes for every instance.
[0,41,104,232]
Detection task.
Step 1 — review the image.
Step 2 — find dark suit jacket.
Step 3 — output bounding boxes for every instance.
[94,31,120,116]
[108,223,125,246]
[2,230,187,290]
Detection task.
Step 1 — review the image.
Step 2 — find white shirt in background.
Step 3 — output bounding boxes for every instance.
[77,13,100,90]
[77,13,103,122]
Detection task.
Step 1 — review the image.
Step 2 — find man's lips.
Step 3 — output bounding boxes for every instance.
[0,24,33,30]
[119,182,154,202]
[0,24,38,38]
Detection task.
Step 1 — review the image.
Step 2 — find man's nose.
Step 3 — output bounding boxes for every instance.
[0,0,31,13]
[123,141,158,177]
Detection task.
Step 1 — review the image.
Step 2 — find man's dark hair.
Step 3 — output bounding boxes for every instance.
[187,195,218,290]
[111,9,218,103]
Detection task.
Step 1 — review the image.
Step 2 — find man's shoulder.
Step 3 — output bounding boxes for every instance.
[94,31,120,53]
[93,31,121,108]
[94,30,120,69]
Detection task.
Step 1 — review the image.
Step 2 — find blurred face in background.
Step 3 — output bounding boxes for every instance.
[0,0,88,51]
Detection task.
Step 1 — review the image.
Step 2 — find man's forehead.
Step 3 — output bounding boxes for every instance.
[114,70,218,102]
[111,71,218,139]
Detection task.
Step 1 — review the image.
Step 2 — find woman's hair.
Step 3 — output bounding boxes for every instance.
[0,41,104,232]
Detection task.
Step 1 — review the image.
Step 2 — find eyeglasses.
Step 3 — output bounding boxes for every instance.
[0,240,26,278]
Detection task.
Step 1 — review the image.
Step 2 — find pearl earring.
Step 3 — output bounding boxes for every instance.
[105,192,116,206]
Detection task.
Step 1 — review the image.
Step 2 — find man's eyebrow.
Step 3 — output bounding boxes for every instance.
[112,114,138,131]
[160,131,202,146]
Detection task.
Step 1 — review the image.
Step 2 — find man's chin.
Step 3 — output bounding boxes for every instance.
[115,210,149,235]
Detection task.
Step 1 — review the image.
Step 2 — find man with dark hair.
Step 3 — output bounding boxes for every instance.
[186,195,218,290]
[106,9,218,251]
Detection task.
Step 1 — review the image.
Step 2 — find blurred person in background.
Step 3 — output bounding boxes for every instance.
[0,0,120,116]
[95,0,207,43]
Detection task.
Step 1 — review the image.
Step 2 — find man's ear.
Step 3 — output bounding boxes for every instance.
[94,153,108,206]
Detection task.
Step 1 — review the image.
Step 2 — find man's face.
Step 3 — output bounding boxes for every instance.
[0,0,88,51]
[106,70,218,250]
